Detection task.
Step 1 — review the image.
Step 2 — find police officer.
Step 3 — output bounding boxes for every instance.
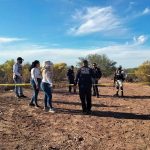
[92,63,102,98]
[67,66,76,93]
[13,57,26,98]
[75,60,94,114]
[114,65,126,97]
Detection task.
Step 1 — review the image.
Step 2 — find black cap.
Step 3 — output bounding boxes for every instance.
[17,57,24,61]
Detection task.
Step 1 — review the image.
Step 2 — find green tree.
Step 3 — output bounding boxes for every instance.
[78,54,116,77]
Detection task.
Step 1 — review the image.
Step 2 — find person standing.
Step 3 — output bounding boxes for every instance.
[92,63,102,98]
[41,61,55,113]
[75,60,94,114]
[114,65,126,97]
[13,57,26,98]
[29,60,42,107]
[67,65,76,93]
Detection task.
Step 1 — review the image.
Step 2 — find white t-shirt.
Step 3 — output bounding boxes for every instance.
[31,68,42,85]
[42,69,53,86]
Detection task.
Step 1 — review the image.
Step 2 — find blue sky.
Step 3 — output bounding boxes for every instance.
[0,0,150,68]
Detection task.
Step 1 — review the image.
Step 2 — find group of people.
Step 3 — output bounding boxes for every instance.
[13,57,126,114]
[67,62,102,97]
[13,57,55,113]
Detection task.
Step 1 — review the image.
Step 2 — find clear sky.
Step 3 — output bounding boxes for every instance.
[0,0,150,68]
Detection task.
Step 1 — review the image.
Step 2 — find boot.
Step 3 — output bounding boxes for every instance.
[114,91,119,97]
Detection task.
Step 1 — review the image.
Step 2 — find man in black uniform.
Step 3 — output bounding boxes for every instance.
[75,60,94,114]
[114,65,126,97]
[92,63,102,98]
[67,66,76,93]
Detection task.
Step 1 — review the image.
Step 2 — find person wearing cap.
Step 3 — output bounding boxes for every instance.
[13,57,26,98]
[75,60,94,114]
[67,65,76,93]
[29,60,42,107]
[41,61,55,113]
[114,65,126,97]
[92,63,102,98]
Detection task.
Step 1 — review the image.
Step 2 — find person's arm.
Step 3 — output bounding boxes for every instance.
[32,68,38,86]
[46,71,53,87]
[67,70,69,77]
[91,68,95,79]
[97,68,102,79]
[114,72,117,85]
[75,69,81,85]
[13,64,21,77]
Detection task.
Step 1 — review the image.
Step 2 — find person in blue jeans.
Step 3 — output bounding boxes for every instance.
[29,60,42,107]
[13,57,26,99]
[41,61,55,113]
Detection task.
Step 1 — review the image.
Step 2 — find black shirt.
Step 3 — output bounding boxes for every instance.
[67,69,75,81]
[92,67,102,79]
[75,66,94,86]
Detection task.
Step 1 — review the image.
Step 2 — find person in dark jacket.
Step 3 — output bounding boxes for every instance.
[67,66,76,93]
[92,63,102,98]
[114,65,126,97]
[75,60,94,114]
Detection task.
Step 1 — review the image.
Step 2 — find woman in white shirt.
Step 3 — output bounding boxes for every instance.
[29,60,42,107]
[41,61,55,113]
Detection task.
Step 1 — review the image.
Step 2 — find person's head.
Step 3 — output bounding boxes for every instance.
[118,65,122,70]
[43,61,53,70]
[29,60,40,72]
[71,65,74,70]
[33,60,40,68]
[93,63,97,68]
[83,60,88,67]
[17,57,24,64]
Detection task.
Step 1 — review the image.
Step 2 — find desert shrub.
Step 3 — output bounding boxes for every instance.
[135,61,150,82]
[53,63,67,82]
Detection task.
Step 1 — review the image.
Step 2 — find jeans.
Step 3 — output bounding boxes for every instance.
[13,76,23,96]
[41,82,53,108]
[79,85,92,112]
[30,78,41,105]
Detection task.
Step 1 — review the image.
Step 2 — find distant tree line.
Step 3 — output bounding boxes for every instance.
[0,54,150,85]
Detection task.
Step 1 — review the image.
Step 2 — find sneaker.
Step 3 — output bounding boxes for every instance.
[35,104,40,108]
[15,95,21,100]
[86,110,92,115]
[48,108,55,113]
[44,107,49,112]
[113,93,119,97]
[29,103,35,107]
[20,95,27,98]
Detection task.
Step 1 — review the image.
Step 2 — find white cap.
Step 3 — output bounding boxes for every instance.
[43,61,53,68]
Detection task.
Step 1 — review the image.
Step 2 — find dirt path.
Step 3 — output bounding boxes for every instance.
[0,83,150,150]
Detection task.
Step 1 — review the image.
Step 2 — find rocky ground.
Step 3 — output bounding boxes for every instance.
[0,82,150,150]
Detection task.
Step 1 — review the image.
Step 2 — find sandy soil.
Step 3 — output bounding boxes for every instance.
[0,82,150,150]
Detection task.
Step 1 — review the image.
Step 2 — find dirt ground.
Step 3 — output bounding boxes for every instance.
[0,81,150,150]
